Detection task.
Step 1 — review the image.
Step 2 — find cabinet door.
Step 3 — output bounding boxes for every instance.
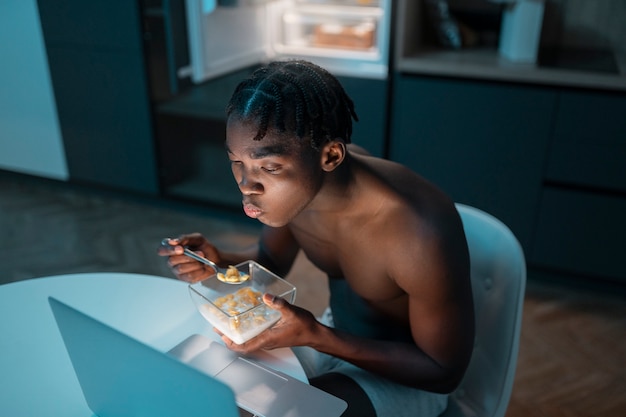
[388,75,556,251]
[545,90,626,193]
[46,47,158,194]
[532,187,626,283]
[37,0,144,50]
[38,0,159,195]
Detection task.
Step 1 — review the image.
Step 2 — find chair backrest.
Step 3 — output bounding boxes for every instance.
[441,204,526,417]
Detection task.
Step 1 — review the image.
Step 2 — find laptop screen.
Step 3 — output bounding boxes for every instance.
[48,297,240,417]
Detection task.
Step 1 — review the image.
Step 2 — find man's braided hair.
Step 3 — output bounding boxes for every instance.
[226,60,358,150]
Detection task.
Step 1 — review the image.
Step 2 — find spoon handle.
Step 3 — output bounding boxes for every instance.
[182,248,220,273]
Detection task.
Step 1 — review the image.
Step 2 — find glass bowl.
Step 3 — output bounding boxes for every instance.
[188,260,296,344]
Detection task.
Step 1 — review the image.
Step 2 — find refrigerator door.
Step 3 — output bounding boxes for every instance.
[185,0,269,83]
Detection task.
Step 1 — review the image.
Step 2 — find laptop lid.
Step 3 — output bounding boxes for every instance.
[48,297,239,417]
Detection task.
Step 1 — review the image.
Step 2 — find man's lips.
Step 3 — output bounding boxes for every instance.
[243,202,262,219]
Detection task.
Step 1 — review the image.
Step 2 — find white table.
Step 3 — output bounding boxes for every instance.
[0,273,306,416]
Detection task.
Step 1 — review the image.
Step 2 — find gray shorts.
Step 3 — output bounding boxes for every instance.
[292,311,448,417]
[292,347,448,417]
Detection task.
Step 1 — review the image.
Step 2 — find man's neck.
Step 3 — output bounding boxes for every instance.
[306,154,359,216]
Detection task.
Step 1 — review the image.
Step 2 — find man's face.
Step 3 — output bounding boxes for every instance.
[225,119,322,227]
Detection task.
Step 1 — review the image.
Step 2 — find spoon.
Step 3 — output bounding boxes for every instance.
[161,238,250,284]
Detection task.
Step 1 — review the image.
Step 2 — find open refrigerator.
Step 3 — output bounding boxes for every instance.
[150,0,392,207]
[185,0,392,83]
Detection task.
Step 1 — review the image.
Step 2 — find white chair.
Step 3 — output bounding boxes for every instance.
[440,204,526,417]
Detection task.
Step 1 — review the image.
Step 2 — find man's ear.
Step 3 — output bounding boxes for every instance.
[320,140,346,172]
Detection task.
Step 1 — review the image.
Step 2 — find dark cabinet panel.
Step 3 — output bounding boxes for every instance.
[37,0,143,50]
[546,90,626,192]
[532,187,626,282]
[38,0,158,194]
[47,47,157,193]
[337,76,388,157]
[153,67,255,207]
[155,114,240,207]
[388,75,556,251]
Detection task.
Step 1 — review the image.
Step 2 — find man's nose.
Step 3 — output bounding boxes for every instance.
[238,171,262,195]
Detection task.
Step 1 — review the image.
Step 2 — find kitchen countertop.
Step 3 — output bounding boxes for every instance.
[397,48,626,92]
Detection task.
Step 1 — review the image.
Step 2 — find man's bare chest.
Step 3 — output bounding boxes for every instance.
[291,226,343,275]
[291,226,405,303]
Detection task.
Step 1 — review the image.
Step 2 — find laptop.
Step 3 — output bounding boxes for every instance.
[49,297,347,417]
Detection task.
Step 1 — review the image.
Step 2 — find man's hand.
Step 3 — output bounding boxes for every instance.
[217,293,321,353]
[157,233,222,283]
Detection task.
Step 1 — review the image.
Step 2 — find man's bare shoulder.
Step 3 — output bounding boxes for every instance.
[352,153,457,227]
[354,153,442,196]
[352,154,468,279]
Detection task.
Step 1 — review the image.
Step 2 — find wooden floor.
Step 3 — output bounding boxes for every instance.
[1,172,624,417]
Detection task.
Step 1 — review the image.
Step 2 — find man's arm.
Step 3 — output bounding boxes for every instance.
[312,236,473,392]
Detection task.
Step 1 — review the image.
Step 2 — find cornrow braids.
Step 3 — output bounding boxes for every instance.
[226,60,358,150]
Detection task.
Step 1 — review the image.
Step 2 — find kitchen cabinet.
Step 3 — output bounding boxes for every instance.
[532,187,626,282]
[545,90,626,193]
[533,89,626,283]
[37,0,159,195]
[388,74,556,252]
[388,72,626,284]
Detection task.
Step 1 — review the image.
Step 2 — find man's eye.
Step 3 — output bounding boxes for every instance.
[262,165,280,173]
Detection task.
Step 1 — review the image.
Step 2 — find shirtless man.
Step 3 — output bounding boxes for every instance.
[159,60,474,417]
